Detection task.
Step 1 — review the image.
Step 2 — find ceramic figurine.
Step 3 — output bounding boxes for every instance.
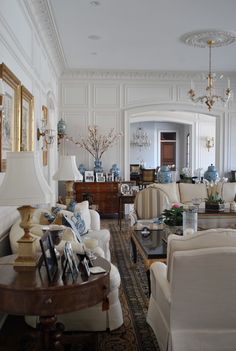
[204,164,219,182]
[110,164,120,180]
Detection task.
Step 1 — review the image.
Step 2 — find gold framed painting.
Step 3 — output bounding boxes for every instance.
[21,85,34,151]
[0,63,21,171]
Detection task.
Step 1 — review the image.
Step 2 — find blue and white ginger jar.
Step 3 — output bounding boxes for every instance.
[204,164,219,182]
[157,166,172,184]
[110,164,120,179]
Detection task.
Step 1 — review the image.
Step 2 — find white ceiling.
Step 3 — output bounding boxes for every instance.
[48,0,236,72]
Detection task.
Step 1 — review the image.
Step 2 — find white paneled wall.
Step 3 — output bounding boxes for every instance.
[61,73,227,180]
[0,0,59,254]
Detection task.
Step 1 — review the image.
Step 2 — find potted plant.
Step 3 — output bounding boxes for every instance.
[161,203,184,235]
[205,181,225,212]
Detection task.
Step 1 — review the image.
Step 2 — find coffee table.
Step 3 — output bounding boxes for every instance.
[198,208,236,229]
[130,224,167,294]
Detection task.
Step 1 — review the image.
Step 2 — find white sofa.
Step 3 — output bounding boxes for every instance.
[147,181,236,207]
[147,229,236,351]
[10,201,111,261]
[129,182,236,226]
[9,201,123,331]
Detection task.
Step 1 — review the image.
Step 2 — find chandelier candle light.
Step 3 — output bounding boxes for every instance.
[130,127,151,150]
[181,30,236,111]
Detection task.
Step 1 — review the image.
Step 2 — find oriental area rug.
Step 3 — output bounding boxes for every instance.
[71,221,160,351]
[0,221,160,351]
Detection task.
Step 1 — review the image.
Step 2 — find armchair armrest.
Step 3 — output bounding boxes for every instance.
[89,209,100,230]
[129,210,138,227]
[150,262,171,303]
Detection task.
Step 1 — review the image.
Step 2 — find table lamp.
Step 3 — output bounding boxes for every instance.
[0,152,53,267]
[53,155,83,206]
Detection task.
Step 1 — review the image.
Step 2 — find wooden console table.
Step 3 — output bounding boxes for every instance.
[74,182,119,216]
[0,254,110,350]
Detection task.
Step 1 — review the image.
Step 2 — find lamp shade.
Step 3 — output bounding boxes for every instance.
[0,152,53,206]
[53,155,83,181]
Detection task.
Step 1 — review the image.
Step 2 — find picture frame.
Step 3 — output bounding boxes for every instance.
[62,241,79,281]
[0,63,21,172]
[39,231,58,282]
[85,170,94,182]
[106,172,114,182]
[21,85,34,152]
[96,172,105,182]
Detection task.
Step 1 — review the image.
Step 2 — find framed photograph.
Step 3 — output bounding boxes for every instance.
[85,170,94,182]
[63,241,79,281]
[21,86,34,152]
[96,172,105,182]
[82,257,90,277]
[39,231,58,282]
[0,63,21,172]
[106,172,114,182]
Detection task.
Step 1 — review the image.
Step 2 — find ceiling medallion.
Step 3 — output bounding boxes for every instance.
[181,30,236,111]
[180,29,236,48]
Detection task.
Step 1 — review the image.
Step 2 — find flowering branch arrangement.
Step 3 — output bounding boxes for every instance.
[69,125,123,160]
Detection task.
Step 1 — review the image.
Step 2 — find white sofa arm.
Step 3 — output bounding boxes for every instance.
[89,209,100,231]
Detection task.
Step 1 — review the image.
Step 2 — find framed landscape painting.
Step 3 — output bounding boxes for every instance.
[0,63,21,171]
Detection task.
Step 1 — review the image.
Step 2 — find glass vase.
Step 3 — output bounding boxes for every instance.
[183,208,198,236]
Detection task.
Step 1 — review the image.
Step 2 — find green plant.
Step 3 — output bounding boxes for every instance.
[161,204,184,226]
[206,192,224,204]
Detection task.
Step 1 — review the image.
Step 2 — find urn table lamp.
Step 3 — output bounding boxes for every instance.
[0,152,53,267]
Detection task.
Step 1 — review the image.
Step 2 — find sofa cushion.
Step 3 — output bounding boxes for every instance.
[179,183,207,204]
[147,183,180,204]
[222,182,236,202]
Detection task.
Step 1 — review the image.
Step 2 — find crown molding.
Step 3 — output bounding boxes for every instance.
[23,0,66,76]
[60,69,236,81]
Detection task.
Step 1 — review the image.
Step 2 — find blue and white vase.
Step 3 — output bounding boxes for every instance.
[204,164,219,182]
[94,158,103,173]
[110,164,120,180]
[157,166,172,183]
[78,164,87,176]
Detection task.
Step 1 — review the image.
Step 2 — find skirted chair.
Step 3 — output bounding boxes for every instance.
[146,228,236,351]
[129,186,171,226]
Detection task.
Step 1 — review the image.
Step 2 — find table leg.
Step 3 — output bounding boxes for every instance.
[36,316,64,351]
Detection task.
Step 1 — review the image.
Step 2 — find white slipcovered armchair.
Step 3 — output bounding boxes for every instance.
[147,229,236,351]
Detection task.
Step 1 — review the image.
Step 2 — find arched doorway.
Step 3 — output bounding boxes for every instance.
[124,104,222,180]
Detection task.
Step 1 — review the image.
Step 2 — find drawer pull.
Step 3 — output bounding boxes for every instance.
[45,298,53,304]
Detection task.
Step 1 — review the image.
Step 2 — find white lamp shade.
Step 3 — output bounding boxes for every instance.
[0,79,4,96]
[53,155,83,181]
[0,152,53,206]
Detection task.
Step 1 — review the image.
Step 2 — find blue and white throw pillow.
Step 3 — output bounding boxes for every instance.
[72,212,86,235]
[62,214,82,243]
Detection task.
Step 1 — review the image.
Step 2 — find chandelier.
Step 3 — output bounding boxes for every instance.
[181,30,236,111]
[130,127,151,149]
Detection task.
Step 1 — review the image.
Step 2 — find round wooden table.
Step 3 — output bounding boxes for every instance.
[0,254,110,350]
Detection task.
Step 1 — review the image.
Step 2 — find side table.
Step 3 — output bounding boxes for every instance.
[0,254,110,350]
[118,194,135,230]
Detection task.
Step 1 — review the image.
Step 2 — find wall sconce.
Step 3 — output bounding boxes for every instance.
[37,120,56,145]
[206,137,214,151]
[0,78,5,111]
